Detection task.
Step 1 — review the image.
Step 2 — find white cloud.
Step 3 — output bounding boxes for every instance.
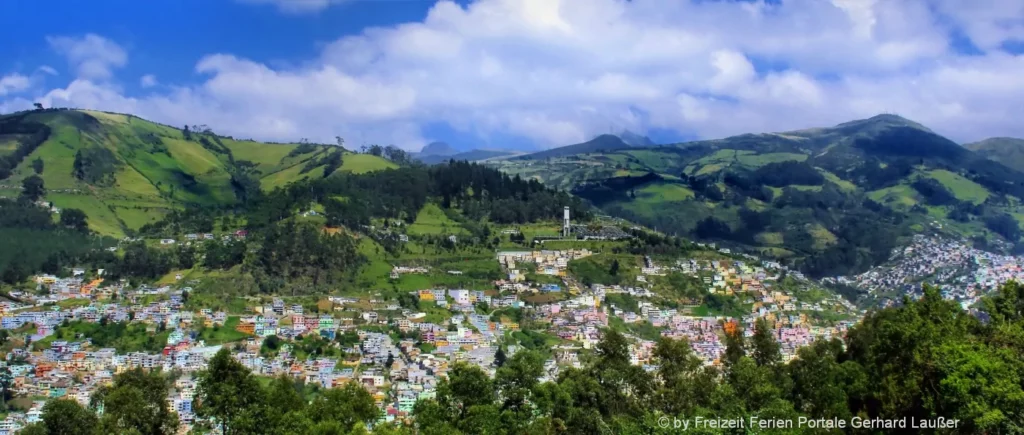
[47,34,127,80]
[235,0,347,14]
[36,66,59,76]
[0,74,31,96]
[6,0,1024,149]
[140,74,158,88]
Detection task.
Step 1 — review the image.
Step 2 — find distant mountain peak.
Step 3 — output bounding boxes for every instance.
[835,113,932,133]
[420,141,457,156]
[618,130,656,147]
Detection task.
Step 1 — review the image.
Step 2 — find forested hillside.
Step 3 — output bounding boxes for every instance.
[1,158,590,293]
[491,115,1024,278]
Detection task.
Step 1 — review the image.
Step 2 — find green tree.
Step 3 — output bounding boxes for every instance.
[32,157,44,174]
[493,347,506,368]
[93,368,178,435]
[39,399,99,435]
[751,318,781,367]
[495,349,544,426]
[21,175,45,202]
[722,324,746,371]
[59,208,89,232]
[306,382,378,429]
[196,349,267,435]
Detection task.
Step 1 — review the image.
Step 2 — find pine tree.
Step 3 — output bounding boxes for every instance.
[752,318,781,367]
[494,347,506,368]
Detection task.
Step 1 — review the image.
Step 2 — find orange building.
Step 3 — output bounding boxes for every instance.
[235,322,256,335]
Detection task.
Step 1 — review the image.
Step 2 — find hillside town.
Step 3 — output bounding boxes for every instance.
[0,244,865,433]
[829,234,1024,310]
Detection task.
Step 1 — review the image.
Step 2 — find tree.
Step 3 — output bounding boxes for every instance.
[494,347,506,368]
[40,399,99,435]
[21,175,45,202]
[609,259,619,276]
[196,349,267,435]
[385,352,395,369]
[494,349,544,422]
[33,102,43,110]
[59,208,88,232]
[723,323,746,371]
[306,382,378,429]
[94,368,178,435]
[752,318,781,367]
[31,157,44,174]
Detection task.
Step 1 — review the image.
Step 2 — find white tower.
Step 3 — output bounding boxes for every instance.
[563,207,571,238]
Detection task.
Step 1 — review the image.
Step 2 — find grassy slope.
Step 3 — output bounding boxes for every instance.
[1,109,395,235]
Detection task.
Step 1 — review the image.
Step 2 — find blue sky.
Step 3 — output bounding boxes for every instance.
[1,0,1023,151]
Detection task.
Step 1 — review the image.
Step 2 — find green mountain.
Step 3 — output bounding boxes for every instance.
[491,114,1024,277]
[965,137,1024,172]
[0,109,395,237]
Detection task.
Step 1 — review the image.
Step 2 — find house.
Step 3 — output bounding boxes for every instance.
[160,239,176,245]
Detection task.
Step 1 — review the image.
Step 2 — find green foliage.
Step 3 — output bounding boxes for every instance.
[93,368,178,434]
[21,175,45,202]
[38,399,98,435]
[59,208,88,232]
[194,349,381,435]
[0,199,106,284]
[72,147,120,186]
[35,321,168,353]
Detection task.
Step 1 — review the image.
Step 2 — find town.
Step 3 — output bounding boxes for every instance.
[0,237,872,433]
[828,234,1024,310]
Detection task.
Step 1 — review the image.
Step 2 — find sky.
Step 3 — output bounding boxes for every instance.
[1,0,1023,152]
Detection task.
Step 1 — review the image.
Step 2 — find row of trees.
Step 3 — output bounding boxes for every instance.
[0,114,51,180]
[0,197,95,284]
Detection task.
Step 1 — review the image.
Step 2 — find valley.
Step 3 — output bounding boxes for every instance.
[2,108,1024,433]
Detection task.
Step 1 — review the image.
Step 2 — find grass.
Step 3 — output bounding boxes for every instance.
[33,320,170,353]
[340,153,398,174]
[408,203,465,235]
[635,182,695,202]
[808,224,837,250]
[47,193,126,237]
[735,152,807,167]
[868,184,920,210]
[260,162,322,191]
[196,316,252,344]
[925,169,990,205]
[818,169,858,192]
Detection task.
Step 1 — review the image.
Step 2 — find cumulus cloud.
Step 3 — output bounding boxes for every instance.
[47,34,127,80]
[5,0,1024,149]
[0,74,31,96]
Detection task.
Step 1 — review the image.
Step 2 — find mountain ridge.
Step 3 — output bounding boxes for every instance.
[489,113,1024,278]
[0,108,396,236]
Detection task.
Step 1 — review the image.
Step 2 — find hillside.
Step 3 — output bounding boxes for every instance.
[490,114,1024,277]
[0,109,395,236]
[417,148,520,164]
[965,137,1024,172]
[515,134,633,160]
